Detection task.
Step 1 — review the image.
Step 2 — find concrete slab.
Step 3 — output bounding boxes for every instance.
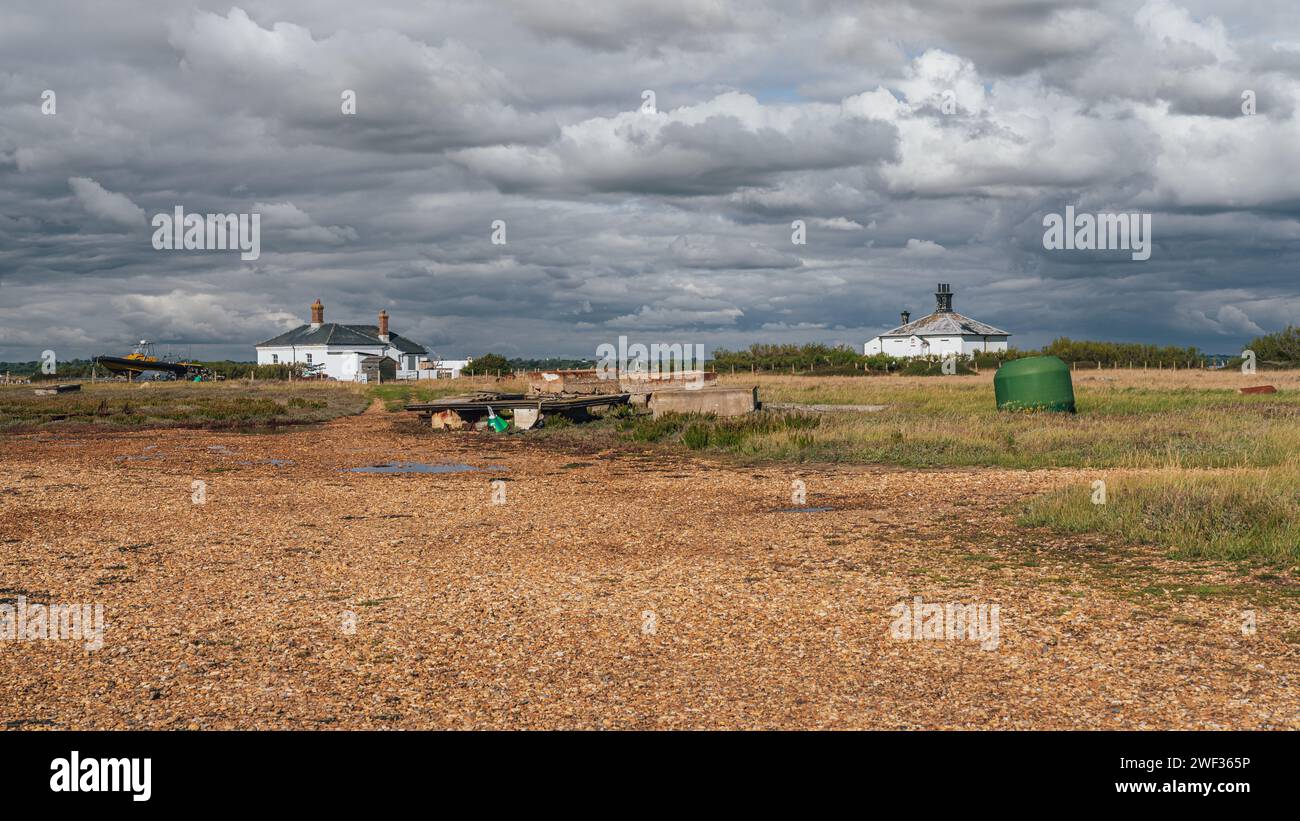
[649,386,758,418]
[513,408,542,430]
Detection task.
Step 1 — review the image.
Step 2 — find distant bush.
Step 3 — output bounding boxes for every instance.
[508,357,597,371]
[192,362,318,380]
[900,357,975,376]
[711,343,865,372]
[462,353,510,376]
[708,343,1031,375]
[1,358,327,382]
[1039,337,1202,367]
[4,359,97,379]
[1245,326,1300,366]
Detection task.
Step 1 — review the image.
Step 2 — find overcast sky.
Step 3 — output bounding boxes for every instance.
[2,0,1299,361]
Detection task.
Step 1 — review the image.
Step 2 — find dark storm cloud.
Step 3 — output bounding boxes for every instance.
[1,0,1299,362]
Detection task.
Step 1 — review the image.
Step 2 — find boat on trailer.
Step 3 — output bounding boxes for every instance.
[94,341,203,379]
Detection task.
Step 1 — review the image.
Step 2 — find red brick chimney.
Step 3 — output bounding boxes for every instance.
[378,309,390,342]
[310,299,324,328]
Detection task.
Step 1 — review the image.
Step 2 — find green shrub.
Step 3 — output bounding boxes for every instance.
[682,424,711,449]
[462,353,510,376]
[1246,326,1300,366]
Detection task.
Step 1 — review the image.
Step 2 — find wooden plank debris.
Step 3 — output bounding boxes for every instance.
[406,392,630,424]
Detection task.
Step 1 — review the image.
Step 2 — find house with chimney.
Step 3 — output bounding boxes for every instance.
[864,284,1011,359]
[255,300,466,381]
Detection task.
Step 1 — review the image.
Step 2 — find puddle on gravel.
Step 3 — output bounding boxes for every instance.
[346,461,502,474]
[775,506,836,513]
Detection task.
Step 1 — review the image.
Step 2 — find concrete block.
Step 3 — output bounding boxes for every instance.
[649,386,758,418]
[513,408,542,430]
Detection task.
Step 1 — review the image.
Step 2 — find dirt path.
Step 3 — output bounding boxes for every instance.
[0,411,1295,729]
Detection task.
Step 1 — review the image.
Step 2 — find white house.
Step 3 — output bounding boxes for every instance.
[865,284,1011,359]
[255,300,466,381]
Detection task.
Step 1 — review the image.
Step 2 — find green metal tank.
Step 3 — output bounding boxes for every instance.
[994,356,1076,412]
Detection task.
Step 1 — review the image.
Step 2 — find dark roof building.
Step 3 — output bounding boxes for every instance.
[256,301,426,354]
[255,300,431,380]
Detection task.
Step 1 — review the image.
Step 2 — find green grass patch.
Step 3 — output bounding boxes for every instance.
[1020,467,1300,565]
[616,411,822,453]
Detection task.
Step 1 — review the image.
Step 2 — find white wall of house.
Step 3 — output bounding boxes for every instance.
[433,359,469,378]
[959,335,1009,356]
[864,334,1008,358]
[256,340,466,381]
[257,344,386,380]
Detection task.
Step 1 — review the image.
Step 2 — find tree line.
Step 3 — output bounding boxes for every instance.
[707,332,1293,372]
[6,327,1297,382]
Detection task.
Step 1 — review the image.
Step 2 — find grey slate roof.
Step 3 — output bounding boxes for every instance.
[256,323,427,354]
[878,311,1010,337]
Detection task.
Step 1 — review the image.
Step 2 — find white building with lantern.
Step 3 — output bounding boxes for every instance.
[865,284,1011,359]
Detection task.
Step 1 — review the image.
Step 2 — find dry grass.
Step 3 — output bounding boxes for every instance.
[1020,460,1300,565]
[686,369,1300,469]
[0,380,369,432]
[527,368,1300,564]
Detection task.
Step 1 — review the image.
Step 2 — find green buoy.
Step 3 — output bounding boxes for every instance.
[994,356,1076,412]
[486,406,509,432]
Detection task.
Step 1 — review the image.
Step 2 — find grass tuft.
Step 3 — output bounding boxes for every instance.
[1019,464,1300,564]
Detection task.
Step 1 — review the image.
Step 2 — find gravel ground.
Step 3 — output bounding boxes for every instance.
[1,403,1296,729]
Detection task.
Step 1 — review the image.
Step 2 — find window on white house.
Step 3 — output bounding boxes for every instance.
[306,353,313,364]
[271,354,279,364]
